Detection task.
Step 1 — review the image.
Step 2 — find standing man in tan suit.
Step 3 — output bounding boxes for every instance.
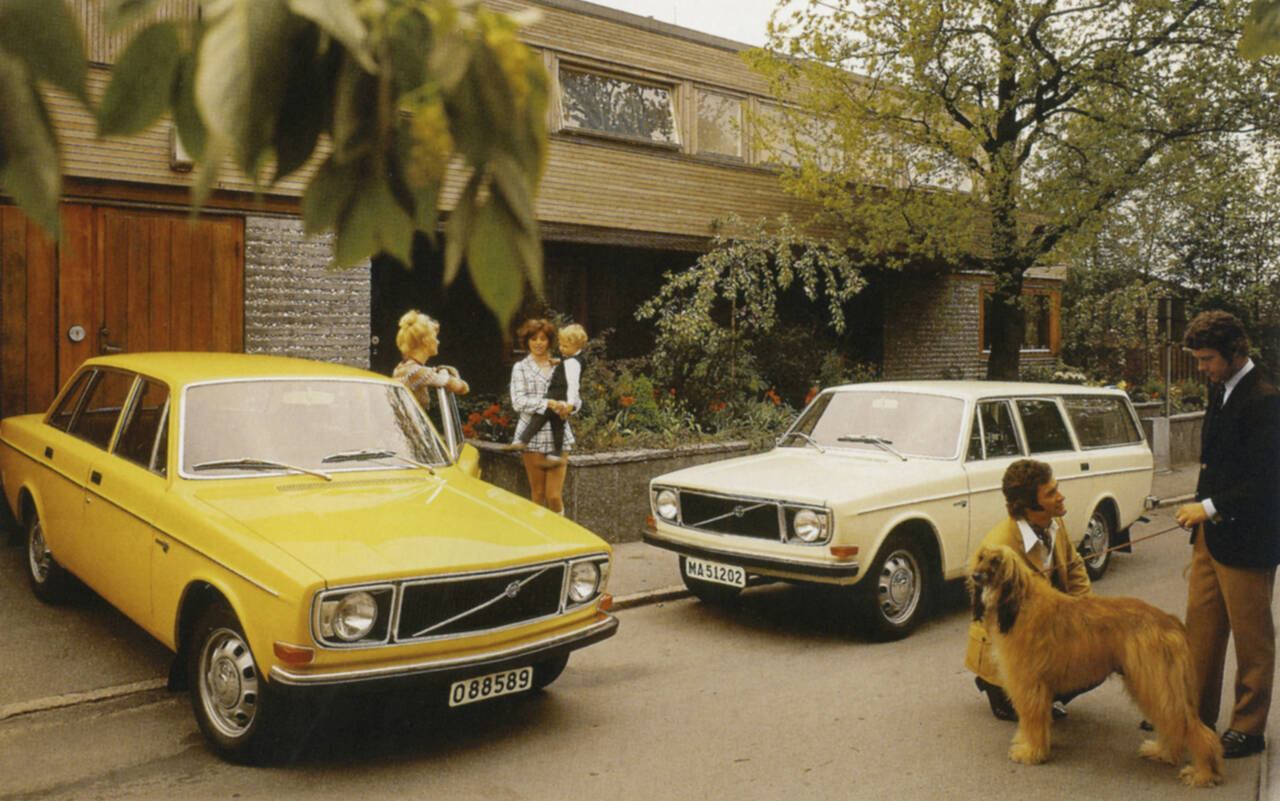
[967,459,1092,720]
[1176,310,1280,758]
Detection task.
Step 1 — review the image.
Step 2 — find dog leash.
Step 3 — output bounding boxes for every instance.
[1035,520,1186,575]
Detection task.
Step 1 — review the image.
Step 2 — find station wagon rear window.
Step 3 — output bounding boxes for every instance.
[1062,396,1143,448]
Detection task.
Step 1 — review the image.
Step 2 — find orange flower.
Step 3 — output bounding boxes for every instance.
[804,387,818,405]
[468,412,483,423]
[620,395,636,407]
[482,404,501,421]
[462,424,477,437]
[496,417,510,427]
[765,389,781,405]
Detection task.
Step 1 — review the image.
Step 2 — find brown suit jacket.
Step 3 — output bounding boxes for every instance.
[965,516,1091,685]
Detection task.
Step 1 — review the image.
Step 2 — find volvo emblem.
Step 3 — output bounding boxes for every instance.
[504,581,522,599]
[733,505,746,517]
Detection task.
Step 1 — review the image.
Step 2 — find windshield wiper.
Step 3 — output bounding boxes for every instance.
[321,448,437,476]
[837,434,907,462]
[191,457,333,481]
[778,430,825,453]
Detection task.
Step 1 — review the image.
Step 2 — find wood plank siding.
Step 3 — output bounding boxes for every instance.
[40,0,816,245]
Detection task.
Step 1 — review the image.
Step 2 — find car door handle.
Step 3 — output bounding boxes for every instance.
[1080,462,1090,471]
[954,500,968,508]
[44,446,53,458]
[90,471,102,485]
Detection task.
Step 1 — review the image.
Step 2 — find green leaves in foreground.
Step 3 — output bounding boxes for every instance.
[88,0,550,330]
[0,0,86,236]
[1242,0,1280,58]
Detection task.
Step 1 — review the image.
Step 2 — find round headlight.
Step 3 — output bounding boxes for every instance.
[333,591,378,641]
[568,561,601,603]
[655,489,679,520]
[792,509,828,543]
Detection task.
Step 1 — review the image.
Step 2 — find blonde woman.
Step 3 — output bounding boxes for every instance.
[392,310,468,409]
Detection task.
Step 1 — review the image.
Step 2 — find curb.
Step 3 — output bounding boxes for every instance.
[611,586,689,610]
[0,678,168,723]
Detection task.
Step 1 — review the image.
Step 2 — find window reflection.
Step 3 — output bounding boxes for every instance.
[559,67,678,144]
[697,90,742,158]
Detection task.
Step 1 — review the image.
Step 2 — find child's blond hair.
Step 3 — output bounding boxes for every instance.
[559,323,588,351]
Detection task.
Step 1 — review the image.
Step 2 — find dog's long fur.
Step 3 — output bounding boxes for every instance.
[968,544,1223,787]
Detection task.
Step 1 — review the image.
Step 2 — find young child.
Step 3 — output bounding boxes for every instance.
[510,323,587,456]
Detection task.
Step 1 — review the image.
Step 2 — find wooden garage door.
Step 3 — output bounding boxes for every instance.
[0,204,244,418]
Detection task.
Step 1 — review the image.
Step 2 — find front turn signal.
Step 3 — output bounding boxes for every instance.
[829,545,859,560]
[273,642,315,665]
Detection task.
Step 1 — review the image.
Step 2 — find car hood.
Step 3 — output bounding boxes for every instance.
[652,447,961,507]
[189,470,605,583]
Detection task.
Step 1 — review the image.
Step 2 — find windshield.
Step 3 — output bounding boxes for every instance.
[181,379,449,477]
[784,390,965,459]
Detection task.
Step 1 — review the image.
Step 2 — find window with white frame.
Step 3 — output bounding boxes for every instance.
[558,65,679,145]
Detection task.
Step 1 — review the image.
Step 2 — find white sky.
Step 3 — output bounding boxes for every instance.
[582,0,791,46]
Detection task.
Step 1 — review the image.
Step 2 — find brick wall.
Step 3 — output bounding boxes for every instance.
[243,216,371,368]
[881,272,984,380]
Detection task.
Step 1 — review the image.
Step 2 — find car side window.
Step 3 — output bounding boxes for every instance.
[68,370,136,450]
[115,379,170,474]
[978,400,1021,458]
[1016,398,1074,453]
[1062,396,1142,448]
[46,370,95,433]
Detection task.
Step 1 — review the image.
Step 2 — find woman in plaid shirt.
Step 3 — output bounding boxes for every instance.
[509,318,577,513]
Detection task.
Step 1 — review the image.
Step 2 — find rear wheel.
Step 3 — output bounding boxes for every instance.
[858,533,929,640]
[678,556,743,605]
[26,511,73,604]
[1079,508,1113,581]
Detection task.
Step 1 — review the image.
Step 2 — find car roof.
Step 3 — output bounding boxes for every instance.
[79,352,389,385]
[823,380,1128,400]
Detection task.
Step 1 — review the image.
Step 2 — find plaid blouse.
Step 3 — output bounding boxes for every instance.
[510,355,575,454]
[393,359,454,410]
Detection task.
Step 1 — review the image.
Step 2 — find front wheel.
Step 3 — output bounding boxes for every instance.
[1079,508,1113,581]
[857,534,929,640]
[678,556,743,605]
[26,511,73,604]
[189,604,302,764]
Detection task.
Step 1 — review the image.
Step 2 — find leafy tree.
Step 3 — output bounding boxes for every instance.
[749,0,1280,378]
[1060,142,1280,377]
[0,0,546,328]
[635,215,864,415]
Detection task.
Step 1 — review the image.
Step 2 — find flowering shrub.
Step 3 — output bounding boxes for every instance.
[457,395,516,443]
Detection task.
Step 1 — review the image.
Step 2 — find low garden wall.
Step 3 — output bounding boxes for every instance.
[1135,407,1204,470]
[474,440,755,543]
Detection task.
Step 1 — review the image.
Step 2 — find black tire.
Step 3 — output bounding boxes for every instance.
[1079,507,1113,581]
[188,603,302,764]
[25,510,73,604]
[858,533,929,641]
[531,655,570,691]
[678,556,744,605]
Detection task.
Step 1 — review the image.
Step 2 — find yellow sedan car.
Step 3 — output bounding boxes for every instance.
[0,353,616,762]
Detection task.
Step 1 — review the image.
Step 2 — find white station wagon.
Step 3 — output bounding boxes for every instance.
[645,381,1154,639]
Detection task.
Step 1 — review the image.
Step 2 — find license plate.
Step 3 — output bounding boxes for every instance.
[448,666,534,707]
[684,556,746,588]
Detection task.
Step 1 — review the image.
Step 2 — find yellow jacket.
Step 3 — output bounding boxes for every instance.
[964,516,1091,685]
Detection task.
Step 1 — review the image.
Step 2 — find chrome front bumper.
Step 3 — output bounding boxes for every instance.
[269,614,618,689]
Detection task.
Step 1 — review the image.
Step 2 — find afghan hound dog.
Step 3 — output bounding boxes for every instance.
[968,544,1223,787]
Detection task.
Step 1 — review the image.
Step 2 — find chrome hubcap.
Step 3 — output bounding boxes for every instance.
[28,521,50,582]
[1084,515,1108,566]
[877,550,920,624]
[200,628,259,739]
